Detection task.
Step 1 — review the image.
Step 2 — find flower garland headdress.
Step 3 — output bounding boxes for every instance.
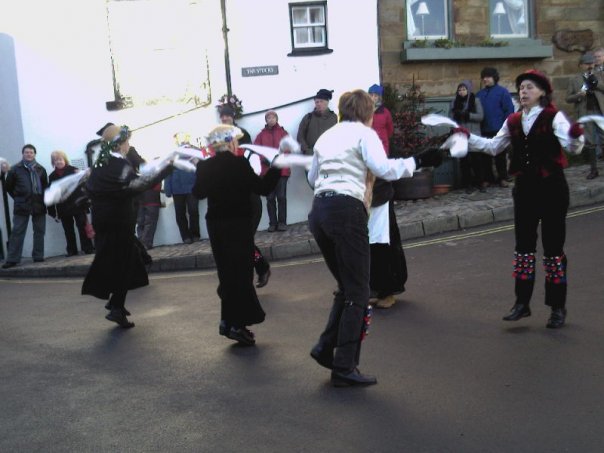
[94,125,131,168]
[216,94,243,119]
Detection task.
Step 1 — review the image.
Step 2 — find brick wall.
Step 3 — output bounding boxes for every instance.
[379,0,604,117]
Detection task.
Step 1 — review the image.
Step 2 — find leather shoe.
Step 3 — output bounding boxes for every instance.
[2,262,17,269]
[587,170,599,180]
[33,258,45,263]
[546,308,567,329]
[502,303,531,321]
[331,368,377,387]
[256,269,271,288]
[498,179,509,188]
[226,326,255,346]
[105,309,135,328]
[267,225,277,232]
[310,344,334,369]
[104,302,130,316]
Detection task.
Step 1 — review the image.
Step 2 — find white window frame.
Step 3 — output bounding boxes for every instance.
[489,0,530,39]
[105,0,211,110]
[289,2,328,52]
[406,0,450,41]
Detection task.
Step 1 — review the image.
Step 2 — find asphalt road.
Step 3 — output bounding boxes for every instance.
[2,205,604,452]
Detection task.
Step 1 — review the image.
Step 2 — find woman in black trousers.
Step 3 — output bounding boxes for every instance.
[467,70,585,328]
[307,90,442,387]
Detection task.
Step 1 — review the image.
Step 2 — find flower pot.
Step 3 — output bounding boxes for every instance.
[393,169,433,200]
[432,184,452,195]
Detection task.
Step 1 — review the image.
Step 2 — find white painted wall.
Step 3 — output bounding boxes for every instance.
[0,0,379,259]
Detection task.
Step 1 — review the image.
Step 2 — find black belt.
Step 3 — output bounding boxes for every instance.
[315,191,345,198]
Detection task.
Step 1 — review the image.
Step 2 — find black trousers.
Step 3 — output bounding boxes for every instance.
[309,195,370,372]
[60,211,94,254]
[513,173,569,308]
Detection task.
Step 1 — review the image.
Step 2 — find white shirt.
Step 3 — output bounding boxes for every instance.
[307,121,416,203]
[468,106,584,156]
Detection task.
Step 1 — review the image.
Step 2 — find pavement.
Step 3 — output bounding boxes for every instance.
[2,163,604,279]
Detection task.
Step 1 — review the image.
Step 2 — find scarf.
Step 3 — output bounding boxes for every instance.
[23,160,42,194]
[452,92,476,114]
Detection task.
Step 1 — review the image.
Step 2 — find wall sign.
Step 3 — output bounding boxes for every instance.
[241,66,279,77]
[552,29,594,52]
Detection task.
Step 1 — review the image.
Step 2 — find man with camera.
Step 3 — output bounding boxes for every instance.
[566,52,604,179]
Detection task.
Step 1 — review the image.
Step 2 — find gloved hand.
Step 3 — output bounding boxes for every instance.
[413,148,443,169]
[569,122,584,138]
[586,73,598,91]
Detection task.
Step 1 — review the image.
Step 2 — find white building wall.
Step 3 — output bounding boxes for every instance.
[0,0,379,259]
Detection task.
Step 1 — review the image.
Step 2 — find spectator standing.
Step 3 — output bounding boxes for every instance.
[47,150,95,256]
[297,89,338,156]
[2,144,48,269]
[164,167,200,244]
[449,80,485,192]
[254,110,290,232]
[476,67,515,188]
[368,84,394,155]
[594,47,604,73]
[136,182,162,249]
[566,52,604,179]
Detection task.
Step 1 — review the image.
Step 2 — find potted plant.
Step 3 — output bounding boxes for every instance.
[385,80,443,200]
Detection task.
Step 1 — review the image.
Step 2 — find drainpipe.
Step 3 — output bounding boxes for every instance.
[221,0,232,96]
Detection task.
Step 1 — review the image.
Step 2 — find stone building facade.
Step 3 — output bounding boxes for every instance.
[379,0,604,118]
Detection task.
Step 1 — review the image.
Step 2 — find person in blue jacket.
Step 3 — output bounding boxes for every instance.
[164,167,200,244]
[476,67,515,189]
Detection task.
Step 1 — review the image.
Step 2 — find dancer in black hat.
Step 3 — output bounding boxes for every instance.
[467,70,585,328]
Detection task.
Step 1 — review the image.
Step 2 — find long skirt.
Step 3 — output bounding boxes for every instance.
[82,223,149,300]
[207,216,265,327]
[369,201,407,298]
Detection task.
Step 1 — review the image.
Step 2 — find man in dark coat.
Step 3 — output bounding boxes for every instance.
[2,144,48,268]
[297,88,338,156]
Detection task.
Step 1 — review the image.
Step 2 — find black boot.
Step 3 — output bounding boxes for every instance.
[310,291,345,369]
[503,303,531,321]
[546,308,567,328]
[105,308,135,328]
[331,368,377,387]
[504,276,535,321]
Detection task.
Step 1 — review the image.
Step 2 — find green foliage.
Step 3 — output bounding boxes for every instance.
[477,38,509,47]
[388,81,442,158]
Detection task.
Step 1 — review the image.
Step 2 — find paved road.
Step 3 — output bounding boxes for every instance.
[2,205,604,452]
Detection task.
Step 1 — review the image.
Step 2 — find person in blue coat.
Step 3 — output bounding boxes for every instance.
[476,67,515,188]
[164,167,200,244]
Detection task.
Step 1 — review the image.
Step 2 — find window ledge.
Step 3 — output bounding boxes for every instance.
[288,48,333,57]
[400,39,553,62]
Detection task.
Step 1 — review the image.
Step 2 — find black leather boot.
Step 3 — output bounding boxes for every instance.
[503,304,531,321]
[546,308,567,328]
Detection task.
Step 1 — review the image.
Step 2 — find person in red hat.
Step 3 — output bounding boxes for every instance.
[466,69,585,329]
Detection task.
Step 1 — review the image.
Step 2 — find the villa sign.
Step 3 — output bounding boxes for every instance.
[241,65,279,77]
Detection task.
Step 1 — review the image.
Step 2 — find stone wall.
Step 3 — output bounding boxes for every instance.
[379,0,604,117]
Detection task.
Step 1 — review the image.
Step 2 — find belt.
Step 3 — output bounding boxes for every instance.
[315,191,345,198]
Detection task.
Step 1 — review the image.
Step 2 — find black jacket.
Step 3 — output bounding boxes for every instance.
[48,165,90,219]
[5,160,48,216]
[193,151,280,220]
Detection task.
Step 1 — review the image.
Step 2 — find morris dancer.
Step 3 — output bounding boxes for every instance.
[82,125,172,328]
[192,125,281,346]
[466,70,584,328]
[307,89,443,387]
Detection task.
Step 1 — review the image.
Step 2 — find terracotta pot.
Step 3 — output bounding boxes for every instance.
[432,184,452,195]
